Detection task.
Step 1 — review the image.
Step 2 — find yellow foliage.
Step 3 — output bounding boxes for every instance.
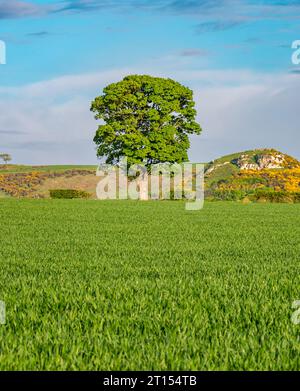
[217,168,300,192]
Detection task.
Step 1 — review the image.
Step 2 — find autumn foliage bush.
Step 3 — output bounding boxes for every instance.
[210,168,300,202]
[251,189,294,203]
[0,170,94,198]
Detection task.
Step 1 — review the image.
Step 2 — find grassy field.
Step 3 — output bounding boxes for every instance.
[0,164,97,174]
[0,199,300,370]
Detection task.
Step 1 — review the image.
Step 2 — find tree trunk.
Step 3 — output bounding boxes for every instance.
[137,173,149,201]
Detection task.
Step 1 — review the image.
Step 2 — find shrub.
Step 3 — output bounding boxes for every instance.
[50,189,91,199]
[292,192,300,203]
[212,189,246,201]
[252,189,293,203]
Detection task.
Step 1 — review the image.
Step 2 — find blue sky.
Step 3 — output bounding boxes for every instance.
[0,0,300,164]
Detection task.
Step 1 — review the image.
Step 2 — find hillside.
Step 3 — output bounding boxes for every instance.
[0,165,98,198]
[1,150,300,200]
[0,164,97,174]
[205,149,300,201]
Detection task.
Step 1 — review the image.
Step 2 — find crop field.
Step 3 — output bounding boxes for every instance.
[0,165,97,174]
[0,199,300,370]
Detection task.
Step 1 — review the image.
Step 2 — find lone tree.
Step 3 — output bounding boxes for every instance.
[91,75,202,167]
[0,153,12,166]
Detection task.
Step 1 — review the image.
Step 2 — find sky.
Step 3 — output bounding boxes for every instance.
[0,0,300,165]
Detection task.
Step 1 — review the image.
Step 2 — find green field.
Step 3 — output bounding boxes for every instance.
[0,199,300,370]
[0,165,97,174]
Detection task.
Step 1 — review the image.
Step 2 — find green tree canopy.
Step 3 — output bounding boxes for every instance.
[91,75,202,167]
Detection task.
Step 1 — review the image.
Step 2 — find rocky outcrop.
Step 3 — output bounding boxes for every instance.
[257,153,285,169]
[204,149,300,183]
[232,152,286,171]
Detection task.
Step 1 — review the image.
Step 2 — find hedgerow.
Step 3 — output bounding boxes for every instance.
[50,189,91,199]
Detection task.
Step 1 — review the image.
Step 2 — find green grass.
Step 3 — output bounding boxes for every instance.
[205,163,239,186]
[0,200,300,370]
[0,164,97,174]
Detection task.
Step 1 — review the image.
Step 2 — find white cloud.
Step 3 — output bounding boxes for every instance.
[190,73,300,162]
[1,67,299,164]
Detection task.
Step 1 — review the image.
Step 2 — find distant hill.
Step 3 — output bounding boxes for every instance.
[205,148,300,183]
[0,166,98,198]
[1,150,300,201]
[0,164,97,174]
[205,149,300,200]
